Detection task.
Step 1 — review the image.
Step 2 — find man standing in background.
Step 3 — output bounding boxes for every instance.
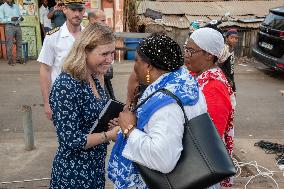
[38,0,85,120]
[88,9,106,24]
[0,0,24,66]
[39,0,52,35]
[47,0,66,28]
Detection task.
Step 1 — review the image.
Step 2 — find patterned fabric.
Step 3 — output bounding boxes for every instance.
[108,67,199,189]
[196,67,235,187]
[49,72,109,189]
[137,34,184,72]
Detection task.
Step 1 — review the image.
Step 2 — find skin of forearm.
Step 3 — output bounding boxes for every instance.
[85,133,105,149]
[85,131,113,149]
[39,64,52,104]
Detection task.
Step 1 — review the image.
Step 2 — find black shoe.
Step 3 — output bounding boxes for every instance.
[16,59,24,64]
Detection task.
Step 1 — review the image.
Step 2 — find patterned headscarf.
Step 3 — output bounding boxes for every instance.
[136,34,184,72]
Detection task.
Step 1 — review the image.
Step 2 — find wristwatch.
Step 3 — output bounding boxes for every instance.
[123,124,135,138]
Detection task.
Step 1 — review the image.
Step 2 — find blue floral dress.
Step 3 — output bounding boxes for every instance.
[49,72,109,189]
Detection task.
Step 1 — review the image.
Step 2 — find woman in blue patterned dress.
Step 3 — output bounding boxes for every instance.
[49,23,120,189]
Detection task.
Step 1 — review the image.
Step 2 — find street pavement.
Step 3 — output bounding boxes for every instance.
[0,58,283,189]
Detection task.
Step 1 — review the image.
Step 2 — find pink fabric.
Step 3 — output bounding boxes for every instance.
[196,67,235,187]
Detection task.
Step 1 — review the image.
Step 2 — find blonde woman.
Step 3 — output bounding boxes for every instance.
[49,23,119,188]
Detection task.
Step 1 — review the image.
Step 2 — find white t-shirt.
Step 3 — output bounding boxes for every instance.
[37,22,83,84]
[39,5,52,28]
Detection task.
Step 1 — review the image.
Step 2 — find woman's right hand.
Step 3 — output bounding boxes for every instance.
[44,103,53,121]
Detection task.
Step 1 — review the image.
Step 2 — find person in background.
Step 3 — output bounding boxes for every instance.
[38,0,85,120]
[88,9,106,24]
[218,28,239,93]
[0,0,24,66]
[49,23,119,188]
[184,28,236,188]
[47,0,66,28]
[188,20,200,35]
[39,0,52,35]
[88,9,115,99]
[108,34,207,189]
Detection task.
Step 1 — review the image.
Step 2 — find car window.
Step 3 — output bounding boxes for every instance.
[263,12,284,31]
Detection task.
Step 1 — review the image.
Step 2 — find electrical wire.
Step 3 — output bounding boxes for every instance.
[233,157,284,189]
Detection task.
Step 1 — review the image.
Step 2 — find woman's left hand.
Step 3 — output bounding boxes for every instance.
[118,109,136,132]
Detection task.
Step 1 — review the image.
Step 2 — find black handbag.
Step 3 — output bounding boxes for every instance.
[133,88,236,189]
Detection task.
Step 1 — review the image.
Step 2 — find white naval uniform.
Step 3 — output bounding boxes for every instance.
[37,22,83,84]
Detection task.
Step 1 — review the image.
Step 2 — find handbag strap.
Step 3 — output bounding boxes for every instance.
[132,88,189,123]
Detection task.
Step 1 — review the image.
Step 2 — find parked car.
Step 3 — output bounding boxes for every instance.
[252,6,284,71]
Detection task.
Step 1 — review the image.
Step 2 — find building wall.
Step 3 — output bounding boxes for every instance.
[235,29,259,57]
[102,0,114,28]
[144,24,259,57]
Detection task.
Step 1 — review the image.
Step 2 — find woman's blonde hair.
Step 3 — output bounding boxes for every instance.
[62,23,115,81]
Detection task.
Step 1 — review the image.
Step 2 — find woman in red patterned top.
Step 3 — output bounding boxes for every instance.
[184,28,236,188]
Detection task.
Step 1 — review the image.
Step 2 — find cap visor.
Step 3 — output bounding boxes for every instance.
[66,4,85,9]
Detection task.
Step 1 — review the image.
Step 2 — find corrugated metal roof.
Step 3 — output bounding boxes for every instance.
[161,15,190,28]
[185,15,262,28]
[138,0,280,29]
[138,15,190,28]
[219,21,261,28]
[139,14,262,29]
[138,0,284,16]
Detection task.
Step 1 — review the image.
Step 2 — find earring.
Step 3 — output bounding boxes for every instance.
[146,70,150,83]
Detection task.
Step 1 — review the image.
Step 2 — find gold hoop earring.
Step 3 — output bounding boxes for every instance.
[146,70,150,83]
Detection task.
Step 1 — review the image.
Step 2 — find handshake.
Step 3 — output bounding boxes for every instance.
[11,16,24,22]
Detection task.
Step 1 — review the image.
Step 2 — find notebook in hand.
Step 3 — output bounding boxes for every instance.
[91,99,125,133]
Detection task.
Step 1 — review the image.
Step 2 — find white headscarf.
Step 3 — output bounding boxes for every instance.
[190,28,224,58]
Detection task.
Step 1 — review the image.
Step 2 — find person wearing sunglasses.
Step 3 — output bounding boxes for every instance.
[184,27,236,188]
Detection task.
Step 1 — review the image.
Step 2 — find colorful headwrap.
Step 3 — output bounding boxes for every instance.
[136,34,184,72]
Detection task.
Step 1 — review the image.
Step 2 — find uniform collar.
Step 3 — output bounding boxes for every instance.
[60,22,84,38]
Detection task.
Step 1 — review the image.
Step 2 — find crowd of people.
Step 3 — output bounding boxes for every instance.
[0,0,239,187]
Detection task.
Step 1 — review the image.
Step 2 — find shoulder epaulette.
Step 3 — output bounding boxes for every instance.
[46,27,60,35]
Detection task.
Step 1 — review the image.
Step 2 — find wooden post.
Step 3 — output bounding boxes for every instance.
[22,105,35,150]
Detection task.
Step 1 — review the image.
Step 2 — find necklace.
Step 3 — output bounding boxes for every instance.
[89,80,101,99]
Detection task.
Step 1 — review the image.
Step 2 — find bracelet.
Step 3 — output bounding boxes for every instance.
[101,132,108,143]
[123,124,135,138]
